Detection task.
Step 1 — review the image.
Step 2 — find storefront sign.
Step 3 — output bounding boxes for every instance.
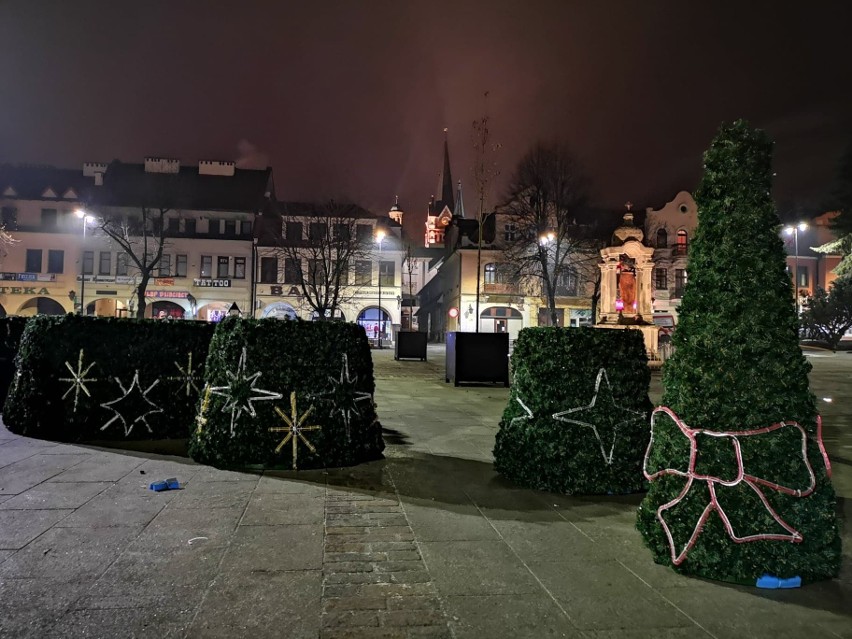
[155,278,175,286]
[193,279,231,288]
[0,286,52,295]
[115,276,136,284]
[148,290,189,299]
[1,272,56,282]
[269,285,301,296]
[76,275,117,283]
[95,290,118,296]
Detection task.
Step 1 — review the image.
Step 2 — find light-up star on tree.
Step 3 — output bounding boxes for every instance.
[551,367,645,465]
[320,353,372,439]
[169,352,202,397]
[209,347,282,437]
[59,349,98,412]
[269,392,321,470]
[509,396,534,428]
[100,371,163,437]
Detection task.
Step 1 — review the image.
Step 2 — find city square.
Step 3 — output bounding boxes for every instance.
[0,345,849,638]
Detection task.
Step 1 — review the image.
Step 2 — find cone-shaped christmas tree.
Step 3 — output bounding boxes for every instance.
[636,121,841,584]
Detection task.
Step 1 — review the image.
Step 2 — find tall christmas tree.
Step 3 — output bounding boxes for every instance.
[636,121,841,584]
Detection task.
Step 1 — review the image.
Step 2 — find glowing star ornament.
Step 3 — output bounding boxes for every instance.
[100,371,163,437]
[269,392,321,470]
[169,352,202,397]
[195,384,212,435]
[59,349,98,411]
[643,406,832,566]
[320,354,372,439]
[551,367,645,465]
[209,347,282,437]
[509,396,534,428]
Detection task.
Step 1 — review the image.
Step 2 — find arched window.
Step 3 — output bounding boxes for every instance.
[656,228,668,248]
[676,229,688,255]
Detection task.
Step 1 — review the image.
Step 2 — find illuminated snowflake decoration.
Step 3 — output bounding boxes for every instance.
[551,367,645,465]
[269,392,321,470]
[59,349,98,412]
[209,347,282,437]
[168,352,202,397]
[319,353,372,439]
[100,371,163,437]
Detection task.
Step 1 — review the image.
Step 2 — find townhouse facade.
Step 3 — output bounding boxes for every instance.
[1,159,271,320]
[254,200,404,345]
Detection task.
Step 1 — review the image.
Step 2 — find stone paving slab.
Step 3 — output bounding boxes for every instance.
[0,344,848,638]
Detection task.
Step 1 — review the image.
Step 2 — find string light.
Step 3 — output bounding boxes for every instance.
[643,406,832,566]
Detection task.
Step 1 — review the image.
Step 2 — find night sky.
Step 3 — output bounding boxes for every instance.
[1,1,851,236]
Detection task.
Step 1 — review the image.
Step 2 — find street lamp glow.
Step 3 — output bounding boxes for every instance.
[783,221,808,316]
[374,228,386,349]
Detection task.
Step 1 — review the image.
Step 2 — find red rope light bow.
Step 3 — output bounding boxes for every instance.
[643,406,832,566]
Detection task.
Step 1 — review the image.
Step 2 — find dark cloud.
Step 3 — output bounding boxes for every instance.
[1,0,850,238]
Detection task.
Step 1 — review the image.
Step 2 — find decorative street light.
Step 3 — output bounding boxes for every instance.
[783,221,808,315]
[375,228,386,349]
[74,209,95,315]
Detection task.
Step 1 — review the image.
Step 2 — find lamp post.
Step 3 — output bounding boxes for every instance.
[375,229,386,348]
[74,209,94,315]
[784,222,808,315]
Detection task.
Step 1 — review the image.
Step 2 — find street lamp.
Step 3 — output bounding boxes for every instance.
[375,228,386,349]
[783,221,808,315]
[74,209,95,315]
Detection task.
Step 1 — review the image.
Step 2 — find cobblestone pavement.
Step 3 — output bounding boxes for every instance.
[0,344,849,638]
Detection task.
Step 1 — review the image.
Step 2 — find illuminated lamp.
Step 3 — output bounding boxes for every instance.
[448,307,460,318]
[615,299,624,312]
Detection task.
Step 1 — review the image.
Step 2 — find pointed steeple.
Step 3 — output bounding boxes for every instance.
[455,180,465,219]
[436,128,455,213]
[388,195,403,225]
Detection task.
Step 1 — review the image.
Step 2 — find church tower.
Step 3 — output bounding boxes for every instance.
[388,195,403,225]
[424,128,457,247]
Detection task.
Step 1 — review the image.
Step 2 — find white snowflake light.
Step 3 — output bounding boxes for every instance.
[551,367,645,465]
[169,352,202,396]
[320,353,372,439]
[100,371,163,437]
[59,349,98,412]
[209,347,282,437]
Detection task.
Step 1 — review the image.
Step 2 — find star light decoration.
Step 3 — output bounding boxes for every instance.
[551,367,645,465]
[59,349,98,412]
[209,347,282,437]
[195,384,212,435]
[269,391,321,470]
[100,371,163,436]
[509,396,534,428]
[320,353,373,439]
[168,352,202,397]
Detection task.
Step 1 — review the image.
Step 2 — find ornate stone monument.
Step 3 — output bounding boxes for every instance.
[596,204,659,358]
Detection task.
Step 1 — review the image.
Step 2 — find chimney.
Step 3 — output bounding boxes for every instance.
[82,162,107,177]
[144,157,181,174]
[198,160,235,177]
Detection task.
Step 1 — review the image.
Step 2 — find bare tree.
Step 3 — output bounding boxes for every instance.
[501,142,596,326]
[471,100,501,330]
[85,168,185,319]
[274,201,375,320]
[0,225,19,265]
[401,240,417,331]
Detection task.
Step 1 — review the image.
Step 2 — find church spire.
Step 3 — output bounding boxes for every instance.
[455,180,465,219]
[436,128,455,213]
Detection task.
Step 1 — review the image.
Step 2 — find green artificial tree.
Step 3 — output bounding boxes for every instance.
[636,121,841,584]
[494,327,651,495]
